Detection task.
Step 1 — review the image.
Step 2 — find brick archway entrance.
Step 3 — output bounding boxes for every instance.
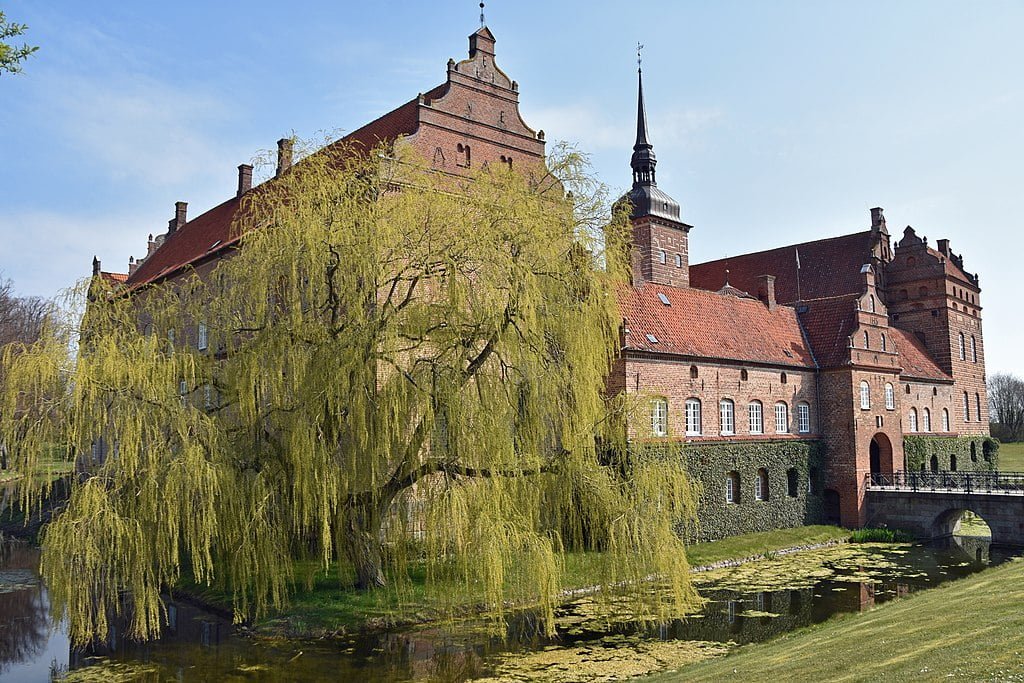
[869,433,894,485]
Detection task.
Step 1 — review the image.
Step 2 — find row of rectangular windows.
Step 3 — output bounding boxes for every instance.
[725,467,814,504]
[651,399,810,437]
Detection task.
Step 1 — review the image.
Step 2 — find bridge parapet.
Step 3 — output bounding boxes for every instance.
[867,470,1024,496]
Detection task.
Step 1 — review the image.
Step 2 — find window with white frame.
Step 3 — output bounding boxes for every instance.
[964,392,970,422]
[863,331,870,349]
[659,249,667,265]
[908,408,918,432]
[198,322,208,351]
[942,408,950,432]
[959,332,966,360]
[885,383,895,410]
[685,398,702,436]
[775,402,789,434]
[755,468,769,501]
[179,380,188,406]
[860,381,870,410]
[675,253,682,268]
[797,402,810,433]
[651,398,668,437]
[720,399,735,435]
[726,471,740,504]
[868,295,876,313]
[923,407,932,432]
[748,401,764,434]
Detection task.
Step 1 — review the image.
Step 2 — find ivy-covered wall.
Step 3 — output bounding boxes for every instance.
[903,436,999,473]
[634,440,826,542]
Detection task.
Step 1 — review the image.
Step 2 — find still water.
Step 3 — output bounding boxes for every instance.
[0,536,1012,682]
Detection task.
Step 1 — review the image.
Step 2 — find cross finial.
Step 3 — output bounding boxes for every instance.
[637,42,644,71]
[480,2,485,27]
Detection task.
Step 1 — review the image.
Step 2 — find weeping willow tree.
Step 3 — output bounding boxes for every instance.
[0,140,698,646]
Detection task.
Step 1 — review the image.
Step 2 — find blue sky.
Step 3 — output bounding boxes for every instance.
[1,1,1021,376]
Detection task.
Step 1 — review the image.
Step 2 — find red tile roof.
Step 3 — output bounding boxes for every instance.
[795,295,858,368]
[619,282,815,367]
[690,231,875,305]
[100,271,128,283]
[889,327,951,382]
[125,85,445,287]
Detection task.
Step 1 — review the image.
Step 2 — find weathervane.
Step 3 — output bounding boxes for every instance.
[480,2,486,27]
[637,42,644,71]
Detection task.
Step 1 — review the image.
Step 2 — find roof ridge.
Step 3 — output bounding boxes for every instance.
[694,229,873,268]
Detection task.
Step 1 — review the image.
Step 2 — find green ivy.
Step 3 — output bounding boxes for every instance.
[633,441,826,542]
[903,436,999,473]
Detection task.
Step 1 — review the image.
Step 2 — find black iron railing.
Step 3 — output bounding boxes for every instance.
[866,470,1024,494]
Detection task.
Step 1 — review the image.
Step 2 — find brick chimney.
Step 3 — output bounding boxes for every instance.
[937,239,950,257]
[169,201,188,234]
[870,207,886,231]
[757,274,777,311]
[237,164,253,197]
[276,138,293,178]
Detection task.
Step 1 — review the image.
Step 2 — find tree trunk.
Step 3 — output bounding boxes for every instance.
[343,499,388,589]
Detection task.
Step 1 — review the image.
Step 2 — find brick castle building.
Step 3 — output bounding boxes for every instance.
[94,25,994,537]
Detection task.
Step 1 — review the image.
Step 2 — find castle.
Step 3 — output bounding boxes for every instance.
[94,25,994,539]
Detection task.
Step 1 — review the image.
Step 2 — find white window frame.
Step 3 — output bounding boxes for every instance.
[179,380,188,406]
[959,332,966,360]
[860,381,870,410]
[884,383,895,410]
[863,331,870,349]
[659,249,667,265]
[908,408,918,432]
[748,401,763,435]
[797,403,810,433]
[942,408,950,432]
[675,253,682,268]
[719,399,735,436]
[755,469,768,501]
[198,321,208,351]
[923,407,931,432]
[726,472,738,504]
[775,402,789,434]
[685,398,702,436]
[651,398,668,437]
[964,392,970,422]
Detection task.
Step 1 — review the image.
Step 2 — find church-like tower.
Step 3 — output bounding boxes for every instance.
[624,64,692,288]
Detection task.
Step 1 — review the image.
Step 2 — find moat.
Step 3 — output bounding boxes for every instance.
[0,532,1014,682]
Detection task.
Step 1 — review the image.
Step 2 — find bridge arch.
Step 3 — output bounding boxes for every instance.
[932,506,992,540]
[869,433,894,484]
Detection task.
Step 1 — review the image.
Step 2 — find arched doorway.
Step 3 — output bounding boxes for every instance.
[869,433,894,484]
[823,489,841,526]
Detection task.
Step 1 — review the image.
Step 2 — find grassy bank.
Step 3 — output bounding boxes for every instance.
[237,525,847,636]
[651,557,1024,681]
[998,441,1024,470]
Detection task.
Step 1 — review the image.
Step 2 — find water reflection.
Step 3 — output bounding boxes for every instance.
[0,535,1015,682]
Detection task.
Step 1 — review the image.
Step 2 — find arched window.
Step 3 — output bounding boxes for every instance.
[919,286,929,297]
[780,372,788,384]
[775,402,789,434]
[908,408,918,432]
[720,399,735,435]
[880,333,887,352]
[755,468,769,501]
[675,253,682,268]
[740,368,749,382]
[863,331,870,349]
[748,401,764,434]
[659,249,667,265]
[690,365,699,379]
[726,471,740,504]
[885,383,895,410]
[964,392,970,422]
[685,398,702,436]
[860,381,871,410]
[797,402,811,433]
[651,398,668,437]
[923,407,931,432]
[958,332,966,360]
[976,393,982,422]
[787,468,799,497]
[942,408,950,432]
[971,336,977,363]
[868,295,876,313]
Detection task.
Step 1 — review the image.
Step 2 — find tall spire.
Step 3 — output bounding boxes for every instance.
[631,43,657,187]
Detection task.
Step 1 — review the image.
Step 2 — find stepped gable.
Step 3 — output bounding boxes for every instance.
[796,294,859,368]
[690,231,875,305]
[619,282,815,367]
[127,26,542,287]
[888,327,951,382]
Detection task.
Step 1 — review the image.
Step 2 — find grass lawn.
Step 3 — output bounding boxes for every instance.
[649,558,1024,682]
[998,441,1024,471]
[236,525,848,636]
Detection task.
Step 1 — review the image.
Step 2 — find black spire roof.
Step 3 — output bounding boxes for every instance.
[623,66,682,223]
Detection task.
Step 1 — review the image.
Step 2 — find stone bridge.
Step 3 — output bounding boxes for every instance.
[865,471,1024,547]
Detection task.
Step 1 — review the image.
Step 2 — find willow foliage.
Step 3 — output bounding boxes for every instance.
[0,140,698,645]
